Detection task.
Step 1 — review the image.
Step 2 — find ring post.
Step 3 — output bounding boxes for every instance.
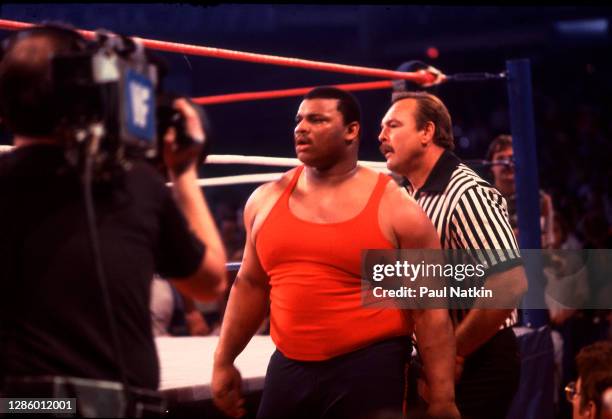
[506,59,547,327]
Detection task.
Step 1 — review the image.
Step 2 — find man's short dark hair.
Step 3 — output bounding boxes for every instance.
[576,341,612,412]
[0,24,86,137]
[303,86,361,126]
[391,90,454,150]
[487,134,513,161]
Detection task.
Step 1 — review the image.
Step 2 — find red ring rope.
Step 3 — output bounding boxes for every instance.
[0,18,437,83]
[193,81,394,105]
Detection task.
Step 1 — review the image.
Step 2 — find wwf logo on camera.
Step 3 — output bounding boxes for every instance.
[121,69,156,157]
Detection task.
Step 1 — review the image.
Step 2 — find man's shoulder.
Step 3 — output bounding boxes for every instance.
[380,174,431,229]
[245,167,298,213]
[243,167,299,234]
[448,163,499,197]
[381,173,415,204]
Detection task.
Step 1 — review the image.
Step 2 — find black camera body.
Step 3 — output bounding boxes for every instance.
[57,31,209,179]
[52,31,161,171]
[0,24,207,179]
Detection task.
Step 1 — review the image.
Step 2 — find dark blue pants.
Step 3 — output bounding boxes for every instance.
[257,336,412,419]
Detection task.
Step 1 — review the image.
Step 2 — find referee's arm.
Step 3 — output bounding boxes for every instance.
[451,187,528,360]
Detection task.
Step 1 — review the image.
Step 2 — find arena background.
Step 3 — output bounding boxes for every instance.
[1,4,610,242]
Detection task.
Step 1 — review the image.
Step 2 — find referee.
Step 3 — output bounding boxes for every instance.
[378,91,528,419]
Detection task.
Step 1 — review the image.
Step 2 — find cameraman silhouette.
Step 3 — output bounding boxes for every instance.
[0,24,227,416]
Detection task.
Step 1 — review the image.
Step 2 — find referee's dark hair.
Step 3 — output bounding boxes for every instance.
[391,90,454,150]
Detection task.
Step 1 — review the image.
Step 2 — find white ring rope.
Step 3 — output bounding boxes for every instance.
[207,154,300,167]
[196,172,285,187]
[194,163,390,187]
[199,154,390,186]
[207,154,388,170]
[0,146,390,186]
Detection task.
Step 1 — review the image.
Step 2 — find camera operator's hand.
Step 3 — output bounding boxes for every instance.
[162,98,206,177]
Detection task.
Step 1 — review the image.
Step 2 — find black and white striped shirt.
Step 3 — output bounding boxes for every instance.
[404,150,522,327]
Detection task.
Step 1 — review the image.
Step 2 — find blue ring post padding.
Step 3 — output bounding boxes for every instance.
[506,59,548,327]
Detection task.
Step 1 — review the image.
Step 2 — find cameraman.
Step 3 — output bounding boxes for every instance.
[0,25,227,414]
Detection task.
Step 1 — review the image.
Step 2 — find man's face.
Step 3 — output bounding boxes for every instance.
[294,98,353,168]
[490,146,515,190]
[378,98,428,175]
[572,378,597,419]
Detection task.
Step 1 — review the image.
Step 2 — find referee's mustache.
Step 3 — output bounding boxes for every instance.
[379,144,394,155]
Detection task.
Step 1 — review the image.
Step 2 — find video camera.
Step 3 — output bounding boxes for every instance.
[1,24,209,180]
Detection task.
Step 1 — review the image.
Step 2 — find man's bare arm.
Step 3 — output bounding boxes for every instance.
[212,185,272,418]
[214,184,272,365]
[165,99,227,301]
[389,189,458,417]
[169,168,228,301]
[413,308,457,408]
[213,243,270,365]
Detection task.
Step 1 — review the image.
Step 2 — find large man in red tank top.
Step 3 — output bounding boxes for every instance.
[212,87,459,419]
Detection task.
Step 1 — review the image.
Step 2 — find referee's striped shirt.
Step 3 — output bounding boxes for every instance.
[404,150,522,327]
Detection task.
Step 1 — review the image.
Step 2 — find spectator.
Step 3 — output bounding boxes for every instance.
[566,341,612,419]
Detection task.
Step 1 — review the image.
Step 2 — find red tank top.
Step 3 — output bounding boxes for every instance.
[255,166,411,361]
